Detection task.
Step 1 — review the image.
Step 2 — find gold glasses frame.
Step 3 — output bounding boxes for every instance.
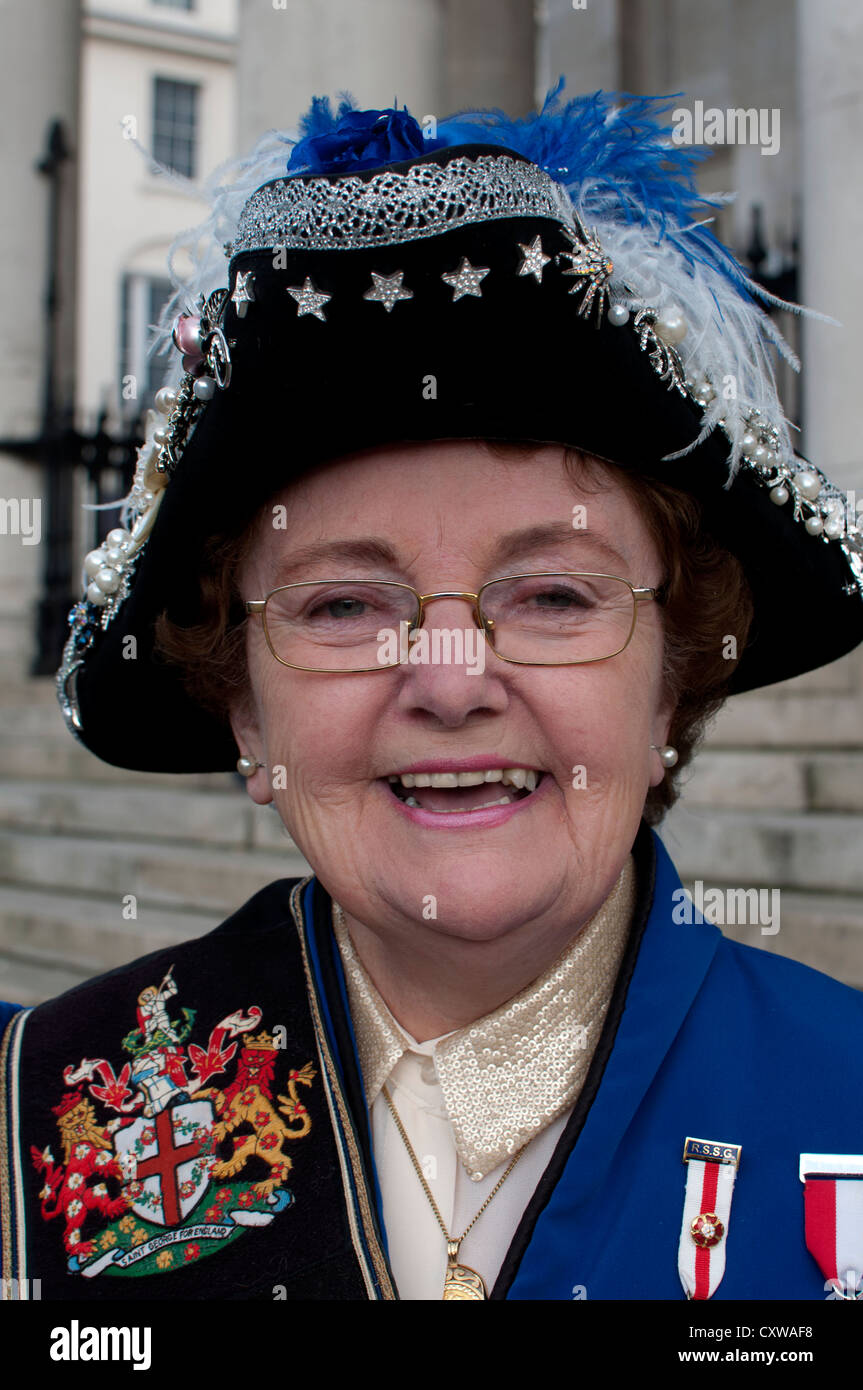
[244,572,665,674]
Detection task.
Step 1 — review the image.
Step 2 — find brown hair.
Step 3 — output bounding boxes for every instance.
[153,444,754,824]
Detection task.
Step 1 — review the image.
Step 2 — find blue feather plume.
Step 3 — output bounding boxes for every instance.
[289,80,758,302]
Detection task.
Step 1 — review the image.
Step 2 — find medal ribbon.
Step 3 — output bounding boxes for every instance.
[678,1137,741,1300]
[800,1154,863,1298]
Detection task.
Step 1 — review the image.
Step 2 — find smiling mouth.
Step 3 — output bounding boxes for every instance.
[383,768,545,814]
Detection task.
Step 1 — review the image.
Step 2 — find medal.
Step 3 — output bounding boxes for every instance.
[443,1242,487,1300]
[800,1153,863,1298]
[678,1136,742,1300]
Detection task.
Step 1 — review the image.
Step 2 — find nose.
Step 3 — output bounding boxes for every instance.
[393,595,509,727]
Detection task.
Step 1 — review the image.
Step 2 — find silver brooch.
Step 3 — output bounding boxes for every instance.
[557,218,614,322]
[633,307,688,396]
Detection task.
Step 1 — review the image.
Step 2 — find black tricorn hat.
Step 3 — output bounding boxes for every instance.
[57,92,863,773]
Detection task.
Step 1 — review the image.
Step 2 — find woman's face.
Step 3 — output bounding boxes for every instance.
[231,442,674,941]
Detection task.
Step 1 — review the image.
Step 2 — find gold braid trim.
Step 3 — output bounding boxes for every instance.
[288,880,395,1300]
[0,1009,30,1293]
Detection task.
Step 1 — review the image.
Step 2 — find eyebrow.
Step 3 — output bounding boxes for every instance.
[489,522,629,573]
[269,523,630,585]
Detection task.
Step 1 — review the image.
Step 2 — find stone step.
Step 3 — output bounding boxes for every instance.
[0,680,240,785]
[0,778,255,847]
[0,731,237,786]
[0,829,310,913]
[660,809,863,895]
[762,650,862,696]
[0,953,93,1007]
[0,884,221,978]
[0,678,59,706]
[706,689,863,748]
[1,699,93,737]
[806,754,863,813]
[0,778,299,852]
[681,751,863,812]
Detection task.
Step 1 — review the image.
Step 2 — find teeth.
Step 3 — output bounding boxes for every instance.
[403,795,514,814]
[390,768,541,789]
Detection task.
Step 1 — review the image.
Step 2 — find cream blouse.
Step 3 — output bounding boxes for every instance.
[333,857,636,1299]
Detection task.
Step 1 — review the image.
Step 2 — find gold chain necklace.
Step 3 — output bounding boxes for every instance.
[381,1083,526,1300]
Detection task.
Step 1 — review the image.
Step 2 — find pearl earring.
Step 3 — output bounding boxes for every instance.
[236,754,263,777]
[650,743,679,768]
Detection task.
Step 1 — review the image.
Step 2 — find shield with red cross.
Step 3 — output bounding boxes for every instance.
[114,1098,214,1227]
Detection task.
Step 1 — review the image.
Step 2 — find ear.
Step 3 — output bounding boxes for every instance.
[229,695,273,806]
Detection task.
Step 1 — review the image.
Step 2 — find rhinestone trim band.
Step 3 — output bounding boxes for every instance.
[228,153,574,256]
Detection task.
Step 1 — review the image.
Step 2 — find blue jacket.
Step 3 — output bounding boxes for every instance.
[1,825,860,1299]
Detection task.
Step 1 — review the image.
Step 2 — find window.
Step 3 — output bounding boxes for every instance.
[152,77,199,179]
[120,274,175,419]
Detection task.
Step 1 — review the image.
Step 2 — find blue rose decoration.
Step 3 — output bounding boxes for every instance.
[287,103,446,177]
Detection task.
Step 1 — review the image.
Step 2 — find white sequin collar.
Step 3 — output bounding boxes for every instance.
[332,859,636,1180]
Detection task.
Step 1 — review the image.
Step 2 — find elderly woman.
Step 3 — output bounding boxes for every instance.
[2,89,863,1303]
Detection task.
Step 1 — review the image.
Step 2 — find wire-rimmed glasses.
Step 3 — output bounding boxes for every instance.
[244,572,664,673]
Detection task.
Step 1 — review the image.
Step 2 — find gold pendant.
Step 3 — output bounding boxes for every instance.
[442,1241,487,1300]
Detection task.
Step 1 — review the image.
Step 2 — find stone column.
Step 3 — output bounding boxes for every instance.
[535,0,619,102]
[443,0,534,114]
[237,0,447,151]
[0,0,80,676]
[797,0,863,492]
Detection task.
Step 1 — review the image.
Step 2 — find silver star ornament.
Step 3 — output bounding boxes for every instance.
[287,277,332,322]
[231,270,256,317]
[517,235,551,283]
[441,257,490,301]
[363,270,414,312]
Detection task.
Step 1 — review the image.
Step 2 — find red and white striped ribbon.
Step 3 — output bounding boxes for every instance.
[678,1138,741,1300]
[800,1154,863,1299]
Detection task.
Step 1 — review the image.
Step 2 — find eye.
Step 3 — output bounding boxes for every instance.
[530,584,594,609]
[503,577,601,613]
[308,595,369,620]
